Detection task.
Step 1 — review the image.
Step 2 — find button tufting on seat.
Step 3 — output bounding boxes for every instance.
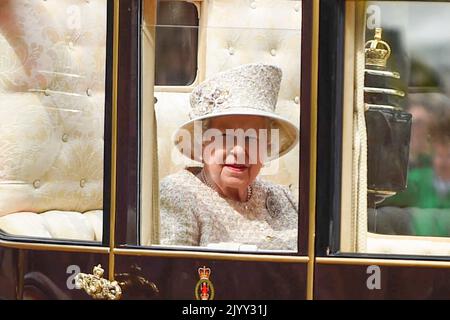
[270,49,277,56]
[0,0,108,242]
[294,3,300,12]
[228,47,235,55]
[294,96,300,104]
[33,180,41,189]
[250,1,256,9]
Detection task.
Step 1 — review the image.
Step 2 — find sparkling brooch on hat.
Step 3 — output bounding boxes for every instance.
[190,85,231,118]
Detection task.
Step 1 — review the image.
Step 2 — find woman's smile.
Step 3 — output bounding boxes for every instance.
[223,163,249,173]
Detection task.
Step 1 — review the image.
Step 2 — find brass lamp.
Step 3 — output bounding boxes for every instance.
[364,28,412,207]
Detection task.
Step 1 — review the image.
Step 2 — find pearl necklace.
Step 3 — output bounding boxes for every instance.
[200,169,253,202]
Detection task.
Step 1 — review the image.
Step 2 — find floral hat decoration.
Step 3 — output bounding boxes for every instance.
[174,63,299,162]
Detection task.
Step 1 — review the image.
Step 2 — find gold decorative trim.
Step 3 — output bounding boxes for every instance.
[195,266,215,300]
[75,264,122,300]
[113,248,309,263]
[367,189,396,196]
[108,0,120,282]
[306,0,320,301]
[364,69,400,79]
[365,104,402,111]
[364,87,405,97]
[365,28,391,68]
[316,257,450,269]
[0,239,109,254]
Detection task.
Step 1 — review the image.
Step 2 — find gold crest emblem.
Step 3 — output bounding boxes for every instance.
[195,266,215,300]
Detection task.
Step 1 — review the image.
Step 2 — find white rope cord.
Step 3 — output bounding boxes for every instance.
[152,109,161,245]
[352,7,368,253]
[351,108,360,252]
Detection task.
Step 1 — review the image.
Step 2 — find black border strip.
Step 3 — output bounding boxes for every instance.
[102,0,115,247]
[114,0,141,246]
[315,0,345,256]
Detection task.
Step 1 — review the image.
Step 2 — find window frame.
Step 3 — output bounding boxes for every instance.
[115,0,313,259]
[320,0,450,261]
[154,0,202,89]
[0,0,114,249]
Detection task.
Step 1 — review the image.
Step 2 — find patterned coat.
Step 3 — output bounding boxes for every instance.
[160,167,298,251]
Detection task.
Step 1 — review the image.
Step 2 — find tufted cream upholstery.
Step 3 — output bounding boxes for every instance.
[155,0,302,195]
[0,0,106,241]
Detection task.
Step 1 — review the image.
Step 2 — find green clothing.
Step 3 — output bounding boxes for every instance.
[381,167,450,237]
[410,154,432,169]
[384,167,450,208]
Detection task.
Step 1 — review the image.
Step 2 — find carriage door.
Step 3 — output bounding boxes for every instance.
[106,0,318,300]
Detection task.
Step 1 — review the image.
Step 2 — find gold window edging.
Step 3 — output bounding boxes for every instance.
[108,0,121,281]
[317,256,450,269]
[306,0,320,301]
[0,239,109,254]
[113,247,310,263]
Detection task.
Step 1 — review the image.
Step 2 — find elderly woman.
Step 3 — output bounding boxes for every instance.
[160,64,299,251]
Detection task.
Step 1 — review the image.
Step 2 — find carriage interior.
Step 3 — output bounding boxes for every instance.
[0,0,106,241]
[0,0,449,257]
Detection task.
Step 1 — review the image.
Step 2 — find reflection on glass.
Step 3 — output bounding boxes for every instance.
[366,1,450,238]
[155,1,198,86]
[379,93,450,237]
[0,0,107,242]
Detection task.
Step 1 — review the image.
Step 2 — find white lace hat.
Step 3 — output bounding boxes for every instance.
[174,63,299,162]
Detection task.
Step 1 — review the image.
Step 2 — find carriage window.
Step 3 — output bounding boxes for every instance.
[155,0,199,86]
[341,1,450,256]
[140,0,302,253]
[0,0,107,243]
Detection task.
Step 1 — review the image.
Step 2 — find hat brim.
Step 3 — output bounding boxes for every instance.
[173,108,299,162]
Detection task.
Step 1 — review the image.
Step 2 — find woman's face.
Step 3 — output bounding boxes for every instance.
[433,141,450,181]
[410,104,432,159]
[202,115,269,191]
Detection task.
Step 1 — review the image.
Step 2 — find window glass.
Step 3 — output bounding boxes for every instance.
[155,1,199,86]
[344,1,450,256]
[0,0,107,242]
[141,0,302,253]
